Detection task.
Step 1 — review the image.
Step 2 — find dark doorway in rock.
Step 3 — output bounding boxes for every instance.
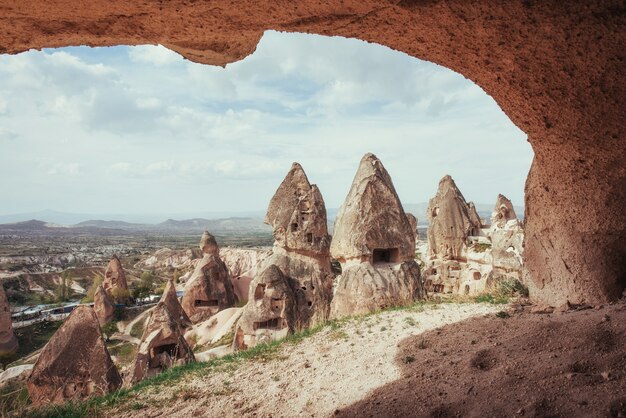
[195,299,219,307]
[151,343,178,358]
[253,317,283,330]
[373,248,400,263]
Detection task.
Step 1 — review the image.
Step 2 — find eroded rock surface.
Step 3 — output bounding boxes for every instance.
[94,284,115,326]
[426,175,481,260]
[233,265,296,350]
[160,278,192,329]
[261,163,334,328]
[0,284,17,355]
[0,1,622,305]
[181,232,236,323]
[103,255,131,304]
[491,194,518,228]
[27,306,122,405]
[331,153,425,318]
[128,302,195,384]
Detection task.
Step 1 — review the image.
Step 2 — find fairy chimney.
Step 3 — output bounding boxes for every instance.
[160,278,192,329]
[491,194,518,228]
[27,306,122,405]
[103,255,131,304]
[128,302,195,384]
[330,153,425,318]
[233,265,296,351]
[181,232,236,323]
[0,284,17,356]
[259,163,334,328]
[94,285,115,326]
[426,175,481,260]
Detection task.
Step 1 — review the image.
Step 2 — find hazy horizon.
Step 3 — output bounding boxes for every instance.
[0,31,533,216]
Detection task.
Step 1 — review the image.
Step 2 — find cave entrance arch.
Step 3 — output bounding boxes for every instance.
[0,1,623,305]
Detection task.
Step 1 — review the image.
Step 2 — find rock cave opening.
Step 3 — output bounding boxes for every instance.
[373,248,400,264]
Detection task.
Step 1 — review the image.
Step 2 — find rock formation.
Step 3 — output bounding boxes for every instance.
[160,278,192,329]
[220,247,271,303]
[491,194,518,228]
[468,202,483,233]
[0,284,17,356]
[330,153,425,318]
[426,175,481,260]
[490,194,524,275]
[233,265,296,350]
[27,306,122,405]
[128,302,195,384]
[103,255,131,304]
[259,163,334,328]
[181,232,236,323]
[1,0,623,307]
[94,285,115,326]
[406,213,418,244]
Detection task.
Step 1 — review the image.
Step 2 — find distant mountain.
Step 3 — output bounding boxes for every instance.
[156,217,271,233]
[74,220,148,229]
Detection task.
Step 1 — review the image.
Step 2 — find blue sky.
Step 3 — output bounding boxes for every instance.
[0,31,532,217]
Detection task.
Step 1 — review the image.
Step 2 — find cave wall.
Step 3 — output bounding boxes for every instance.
[1,0,624,304]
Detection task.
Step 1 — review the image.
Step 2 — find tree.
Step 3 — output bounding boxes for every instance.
[82,275,103,303]
[54,271,72,302]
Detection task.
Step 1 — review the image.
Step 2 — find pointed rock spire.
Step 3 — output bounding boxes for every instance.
[160,278,192,328]
[330,153,425,318]
[128,302,195,384]
[491,194,518,228]
[94,285,115,326]
[182,232,236,323]
[103,255,131,304]
[27,306,122,405]
[331,153,415,262]
[426,175,480,260]
[265,162,331,255]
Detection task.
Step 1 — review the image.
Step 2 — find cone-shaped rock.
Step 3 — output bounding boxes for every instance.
[261,163,333,328]
[468,202,483,233]
[94,285,115,326]
[331,153,415,262]
[0,284,17,356]
[426,175,481,260]
[199,230,219,255]
[181,232,236,323]
[265,163,331,256]
[330,153,425,318]
[104,255,131,304]
[27,306,121,405]
[233,265,296,350]
[128,302,195,384]
[491,194,518,228]
[160,278,191,328]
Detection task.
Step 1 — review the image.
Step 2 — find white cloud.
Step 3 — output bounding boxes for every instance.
[128,45,183,67]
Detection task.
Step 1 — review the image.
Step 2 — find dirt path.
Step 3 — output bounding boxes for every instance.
[114,303,502,417]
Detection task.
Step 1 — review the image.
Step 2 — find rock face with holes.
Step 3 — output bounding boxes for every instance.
[489,194,524,274]
[128,302,195,384]
[0,1,623,305]
[233,265,296,350]
[103,255,131,304]
[260,163,334,328]
[220,247,272,303]
[27,306,122,405]
[426,175,482,260]
[330,153,425,318]
[160,278,192,329]
[0,284,17,356]
[181,232,236,323]
[94,284,115,326]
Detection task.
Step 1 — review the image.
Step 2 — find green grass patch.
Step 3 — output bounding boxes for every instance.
[471,242,492,252]
[129,318,146,339]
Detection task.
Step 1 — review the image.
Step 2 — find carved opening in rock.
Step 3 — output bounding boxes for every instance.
[253,318,283,331]
[151,343,178,358]
[254,284,266,301]
[291,223,298,231]
[271,298,284,311]
[433,284,444,293]
[194,299,218,307]
[373,248,400,264]
[306,233,313,243]
[473,271,481,280]
[464,285,470,295]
